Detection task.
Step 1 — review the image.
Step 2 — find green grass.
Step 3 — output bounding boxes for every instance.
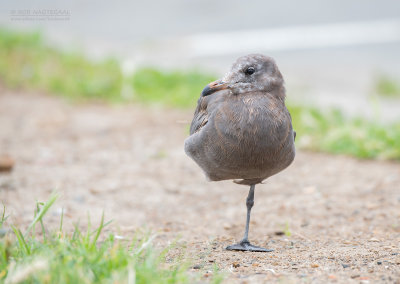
[0,28,215,107]
[289,105,400,160]
[375,75,400,98]
[0,29,124,103]
[131,68,215,107]
[283,222,291,237]
[1,27,400,160]
[0,194,223,283]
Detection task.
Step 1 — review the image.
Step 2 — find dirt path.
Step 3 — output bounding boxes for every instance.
[1,90,399,283]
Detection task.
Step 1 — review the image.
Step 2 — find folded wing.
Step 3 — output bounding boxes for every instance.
[189,97,209,135]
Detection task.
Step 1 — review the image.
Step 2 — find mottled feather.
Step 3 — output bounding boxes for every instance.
[185,54,295,185]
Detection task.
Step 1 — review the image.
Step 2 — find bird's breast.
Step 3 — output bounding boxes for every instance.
[185,93,295,182]
[213,96,290,144]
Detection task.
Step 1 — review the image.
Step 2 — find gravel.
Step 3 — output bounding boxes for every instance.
[1,90,399,283]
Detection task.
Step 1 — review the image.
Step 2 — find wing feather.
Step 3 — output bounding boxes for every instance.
[189,97,209,135]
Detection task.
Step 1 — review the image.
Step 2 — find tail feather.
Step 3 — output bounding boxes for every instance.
[233,178,263,185]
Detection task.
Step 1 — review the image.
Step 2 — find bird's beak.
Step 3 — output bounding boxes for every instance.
[201,80,229,97]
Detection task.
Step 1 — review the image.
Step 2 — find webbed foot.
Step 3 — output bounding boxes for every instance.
[226,240,273,252]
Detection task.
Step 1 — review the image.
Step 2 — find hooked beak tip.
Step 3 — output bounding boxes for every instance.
[201,80,228,97]
[201,85,213,97]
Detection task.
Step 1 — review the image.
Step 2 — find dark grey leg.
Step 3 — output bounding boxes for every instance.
[226,184,273,252]
[241,184,255,243]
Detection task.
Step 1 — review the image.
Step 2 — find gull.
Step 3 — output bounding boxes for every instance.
[185,54,296,252]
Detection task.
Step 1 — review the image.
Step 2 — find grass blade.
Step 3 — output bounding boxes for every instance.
[0,203,8,227]
[25,192,59,237]
[11,226,31,255]
[36,202,47,241]
[133,234,157,256]
[91,212,104,249]
[59,207,64,234]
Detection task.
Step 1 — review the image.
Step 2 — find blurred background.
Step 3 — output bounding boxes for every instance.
[1,0,400,120]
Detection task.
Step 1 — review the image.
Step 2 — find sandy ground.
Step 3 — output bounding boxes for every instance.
[0,90,399,283]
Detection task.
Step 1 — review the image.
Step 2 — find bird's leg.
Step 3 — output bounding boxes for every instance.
[241,184,255,244]
[226,184,273,252]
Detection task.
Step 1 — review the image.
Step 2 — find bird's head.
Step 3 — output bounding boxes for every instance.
[201,54,285,99]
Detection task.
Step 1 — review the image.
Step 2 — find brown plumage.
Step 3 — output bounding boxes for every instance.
[184,54,296,252]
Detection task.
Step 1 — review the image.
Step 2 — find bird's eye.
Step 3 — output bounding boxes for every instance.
[244,67,255,75]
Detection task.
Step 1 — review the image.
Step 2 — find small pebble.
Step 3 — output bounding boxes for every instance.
[192,265,201,269]
[232,261,240,268]
[299,273,307,278]
[377,261,382,265]
[368,238,380,242]
[0,155,14,172]
[342,264,350,268]
[311,263,319,268]
[223,223,231,230]
[300,221,309,227]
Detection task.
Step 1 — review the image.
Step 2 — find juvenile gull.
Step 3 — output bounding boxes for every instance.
[185,54,296,252]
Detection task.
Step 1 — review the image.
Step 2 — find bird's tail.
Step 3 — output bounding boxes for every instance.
[233,178,263,185]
